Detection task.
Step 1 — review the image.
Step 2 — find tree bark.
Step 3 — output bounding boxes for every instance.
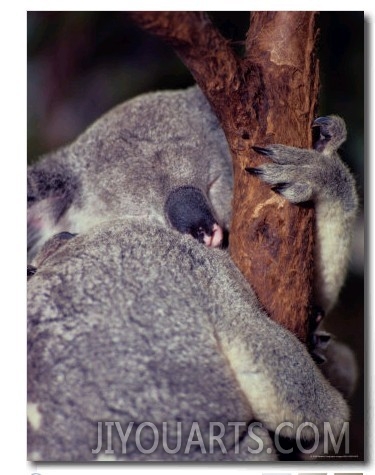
[130,11,320,342]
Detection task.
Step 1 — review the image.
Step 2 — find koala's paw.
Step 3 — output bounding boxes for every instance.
[313,115,347,153]
[320,339,358,399]
[309,330,332,364]
[246,145,316,204]
[247,116,355,212]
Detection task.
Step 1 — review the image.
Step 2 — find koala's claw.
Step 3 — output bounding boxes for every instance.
[313,116,334,143]
[251,143,310,166]
[312,330,332,348]
[309,305,326,333]
[246,161,314,204]
[309,330,332,365]
[310,331,332,365]
[252,146,274,156]
[246,166,299,201]
[313,115,347,153]
[313,115,333,128]
[245,167,264,176]
[306,304,331,365]
[312,351,327,365]
[271,183,290,194]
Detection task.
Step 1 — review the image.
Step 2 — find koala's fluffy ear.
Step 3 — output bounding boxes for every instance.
[27,158,79,260]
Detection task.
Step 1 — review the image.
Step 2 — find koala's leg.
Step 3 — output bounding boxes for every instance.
[215,301,350,444]
[247,116,358,312]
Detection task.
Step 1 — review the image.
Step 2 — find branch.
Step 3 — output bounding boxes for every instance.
[130,11,320,342]
[232,12,319,340]
[129,12,241,115]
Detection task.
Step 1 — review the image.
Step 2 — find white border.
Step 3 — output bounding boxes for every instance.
[1,3,370,475]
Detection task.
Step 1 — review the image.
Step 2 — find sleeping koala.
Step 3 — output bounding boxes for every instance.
[27,87,232,261]
[27,86,358,461]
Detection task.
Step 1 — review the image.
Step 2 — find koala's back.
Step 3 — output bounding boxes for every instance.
[27,220,275,461]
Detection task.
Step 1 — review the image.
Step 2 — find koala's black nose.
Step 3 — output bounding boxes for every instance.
[165,186,217,235]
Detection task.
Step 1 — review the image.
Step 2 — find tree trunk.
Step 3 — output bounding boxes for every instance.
[130,11,320,342]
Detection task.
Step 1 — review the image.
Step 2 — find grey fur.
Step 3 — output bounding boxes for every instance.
[27,87,232,260]
[28,87,357,461]
[250,115,358,312]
